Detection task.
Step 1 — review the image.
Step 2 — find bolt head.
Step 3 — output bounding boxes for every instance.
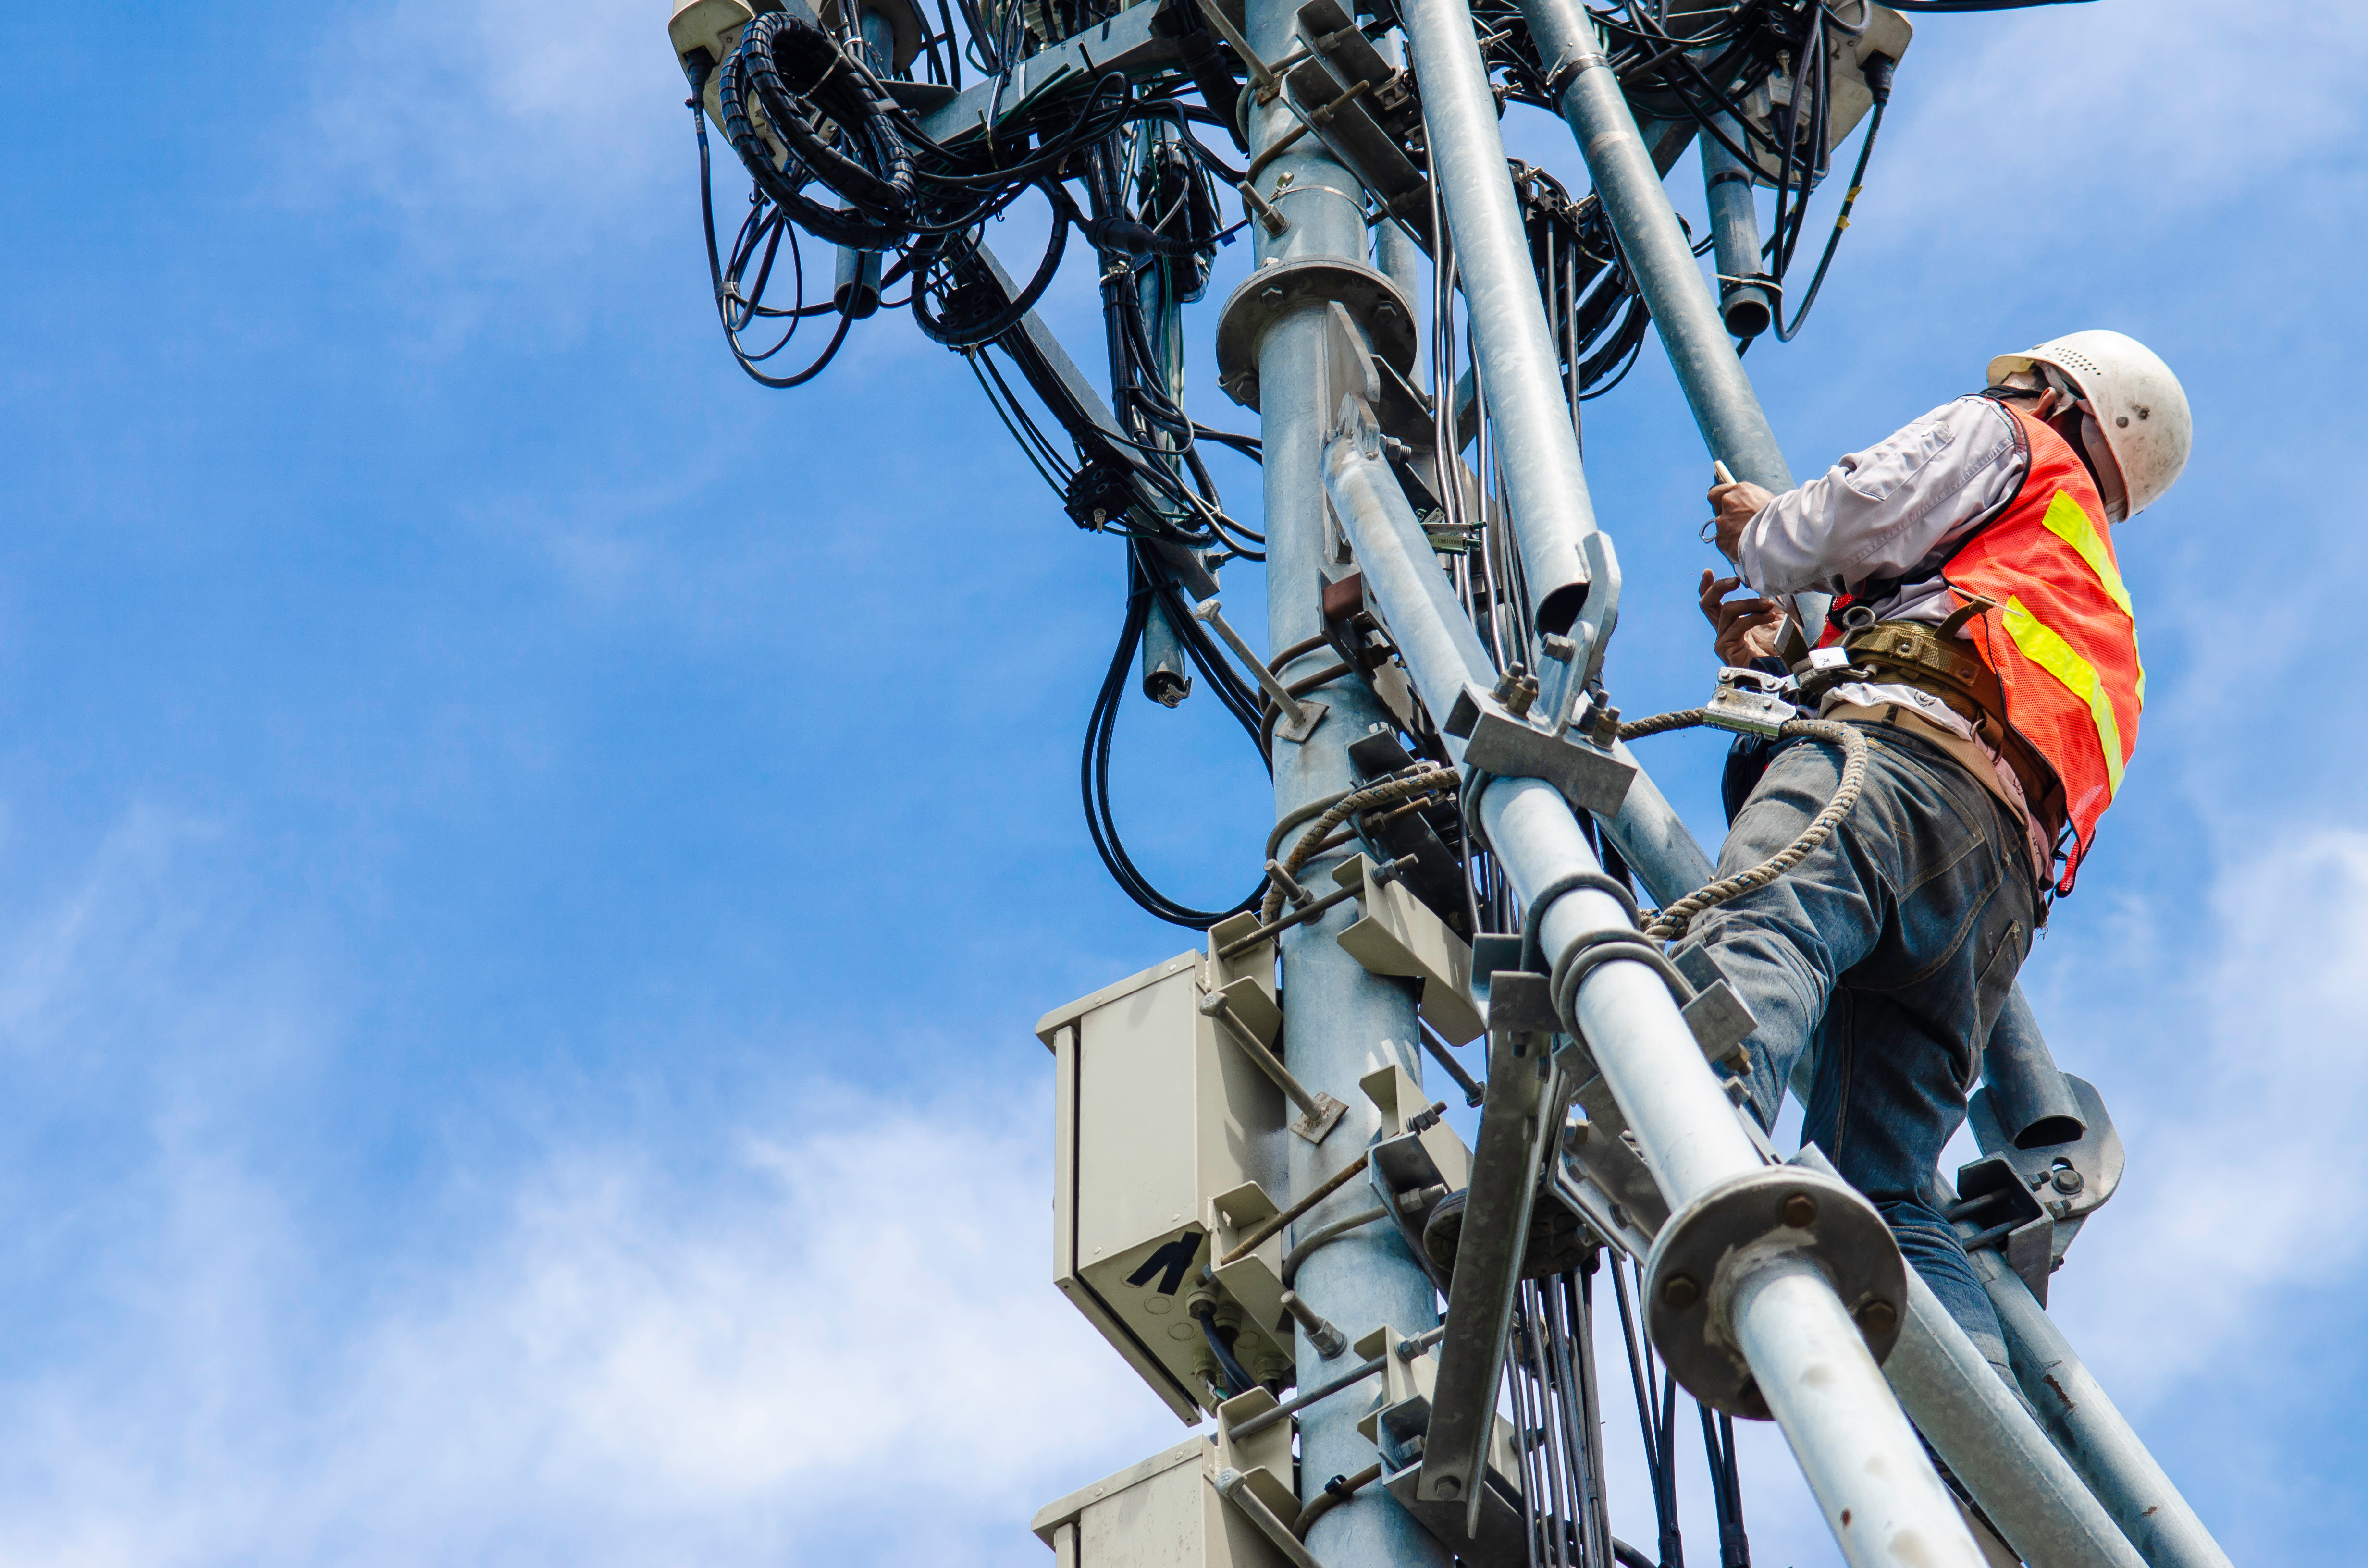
[1433,1475,1461,1499]
[1780,1192,1819,1228]
[1661,1273,1701,1311]
[1260,285,1284,302]
[1856,1298,1899,1336]
[2052,1166,2084,1195]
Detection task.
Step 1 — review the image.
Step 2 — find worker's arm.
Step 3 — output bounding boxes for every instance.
[1710,398,2026,599]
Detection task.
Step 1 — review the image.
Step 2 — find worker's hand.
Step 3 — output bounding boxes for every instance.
[1705,479,1774,561]
[1699,570,1784,666]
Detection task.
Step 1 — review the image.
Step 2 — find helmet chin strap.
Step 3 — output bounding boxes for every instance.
[2035,365,2131,523]
[2081,412,2130,523]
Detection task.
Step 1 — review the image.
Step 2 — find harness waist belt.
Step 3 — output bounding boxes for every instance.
[1840,619,2068,850]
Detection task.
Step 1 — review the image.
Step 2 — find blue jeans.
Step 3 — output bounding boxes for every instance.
[1690,721,2036,1381]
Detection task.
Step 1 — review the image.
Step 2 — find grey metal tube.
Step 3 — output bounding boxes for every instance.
[1598,756,1716,902]
[1488,780,1764,1200]
[1699,118,1772,340]
[1889,1270,2146,1568]
[1728,1256,1986,1568]
[1518,0,1792,494]
[1972,1251,2236,1568]
[1399,0,1599,635]
[1982,985,2087,1149]
[1142,596,1193,706]
[1324,429,1496,718]
[1780,1149,2145,1568]
[1328,429,1984,1567]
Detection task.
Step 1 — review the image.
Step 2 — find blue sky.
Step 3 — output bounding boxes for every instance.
[0,0,2361,1563]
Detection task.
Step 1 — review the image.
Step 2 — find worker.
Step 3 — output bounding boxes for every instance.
[1688,331,2191,1383]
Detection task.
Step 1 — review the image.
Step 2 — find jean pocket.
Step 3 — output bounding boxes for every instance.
[1967,919,2027,1092]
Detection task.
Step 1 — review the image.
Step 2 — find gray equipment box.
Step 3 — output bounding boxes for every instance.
[1032,1425,1295,1568]
[1036,915,1296,1421]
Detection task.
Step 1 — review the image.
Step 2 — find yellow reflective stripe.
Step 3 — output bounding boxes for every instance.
[2003,596,2125,797]
[2038,490,2146,706]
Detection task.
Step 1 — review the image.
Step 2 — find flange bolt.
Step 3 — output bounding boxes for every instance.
[1855,1298,1899,1336]
[1662,1273,1702,1311]
[1780,1192,1819,1228]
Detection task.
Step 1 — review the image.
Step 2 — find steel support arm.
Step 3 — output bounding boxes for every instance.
[1972,1250,2236,1568]
[976,245,1217,599]
[1422,1026,1558,1532]
[1398,0,1600,636]
[917,3,1182,145]
[1324,416,1984,1568]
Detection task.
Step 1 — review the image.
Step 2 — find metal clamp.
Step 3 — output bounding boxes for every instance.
[1642,1165,1905,1418]
[1702,665,1801,738]
[1443,681,1636,817]
[1213,1468,1330,1568]
[1200,988,1349,1143]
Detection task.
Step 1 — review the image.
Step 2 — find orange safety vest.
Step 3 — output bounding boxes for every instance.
[1823,402,2144,895]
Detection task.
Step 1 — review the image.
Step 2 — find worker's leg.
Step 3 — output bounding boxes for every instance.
[1690,724,2034,1377]
[1808,988,2022,1383]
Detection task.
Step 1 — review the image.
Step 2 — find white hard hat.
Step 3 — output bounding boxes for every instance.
[1988,330,2191,521]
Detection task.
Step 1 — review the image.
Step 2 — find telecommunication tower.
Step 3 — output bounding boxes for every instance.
[656,0,2235,1562]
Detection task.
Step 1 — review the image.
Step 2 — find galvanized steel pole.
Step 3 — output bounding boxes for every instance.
[1518,0,1793,493]
[1888,1272,2148,1568]
[1973,1250,2237,1568]
[1399,0,1601,635]
[1242,3,1454,1562]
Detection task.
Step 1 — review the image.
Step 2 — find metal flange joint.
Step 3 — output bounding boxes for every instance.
[1642,1164,1905,1419]
[1213,257,1418,411]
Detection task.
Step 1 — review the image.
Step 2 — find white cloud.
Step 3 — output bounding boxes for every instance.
[2046,825,2368,1397]
[1875,0,2368,232]
[0,1070,1184,1568]
[294,0,691,333]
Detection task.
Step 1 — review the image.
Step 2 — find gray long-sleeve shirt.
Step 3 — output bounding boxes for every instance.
[1737,395,2027,622]
[1737,394,2049,878]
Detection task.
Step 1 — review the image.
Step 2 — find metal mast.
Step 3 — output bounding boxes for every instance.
[656,0,2242,1563]
[1241,1,1455,1560]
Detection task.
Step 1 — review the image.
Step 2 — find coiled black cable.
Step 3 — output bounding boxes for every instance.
[1081,545,1269,930]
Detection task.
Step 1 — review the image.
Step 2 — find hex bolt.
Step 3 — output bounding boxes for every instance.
[1280,1290,1348,1360]
[1491,662,1540,718]
[1661,1273,1702,1311]
[1781,1192,1819,1228]
[2052,1165,2085,1195]
[1856,1298,1899,1336]
[1434,1475,1462,1499]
